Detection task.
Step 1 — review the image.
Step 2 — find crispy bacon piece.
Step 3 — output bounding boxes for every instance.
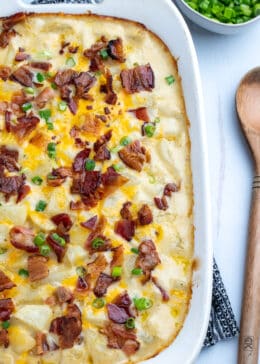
[0,102,8,114]
[71,171,101,196]
[74,72,96,99]
[0,175,25,200]
[35,332,50,355]
[47,167,72,187]
[11,66,33,87]
[87,254,108,284]
[55,286,73,304]
[30,62,52,71]
[0,299,15,321]
[151,276,170,302]
[9,226,38,253]
[114,219,135,242]
[59,41,70,55]
[93,130,112,152]
[101,167,128,197]
[137,204,153,225]
[83,37,107,72]
[136,240,161,283]
[46,234,67,263]
[119,140,148,172]
[15,51,29,62]
[120,202,132,220]
[104,70,117,105]
[0,66,11,81]
[17,184,30,203]
[154,196,168,210]
[163,182,179,196]
[0,329,9,348]
[113,292,134,317]
[76,275,90,292]
[0,29,16,49]
[130,107,150,122]
[60,85,72,101]
[80,215,98,230]
[8,115,40,139]
[28,255,49,282]
[2,12,26,30]
[49,304,82,349]
[69,45,79,54]
[0,146,19,172]
[86,234,111,255]
[81,114,101,135]
[0,271,16,292]
[120,63,154,94]
[51,213,73,234]
[54,69,78,87]
[107,304,129,324]
[107,38,125,62]
[72,148,91,172]
[102,322,139,356]
[111,245,124,269]
[94,145,110,162]
[68,97,78,115]
[35,87,55,109]
[94,273,114,297]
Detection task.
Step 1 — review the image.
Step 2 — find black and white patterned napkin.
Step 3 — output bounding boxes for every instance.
[29,0,240,348]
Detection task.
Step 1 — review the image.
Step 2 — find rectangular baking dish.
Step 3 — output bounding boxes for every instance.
[0,1,213,363]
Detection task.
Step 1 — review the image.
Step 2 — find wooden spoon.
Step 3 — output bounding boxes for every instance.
[236,67,260,364]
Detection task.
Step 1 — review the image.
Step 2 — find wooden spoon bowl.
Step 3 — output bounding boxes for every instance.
[236,67,260,364]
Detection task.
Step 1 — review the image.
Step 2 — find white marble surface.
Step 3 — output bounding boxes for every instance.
[183,18,260,364]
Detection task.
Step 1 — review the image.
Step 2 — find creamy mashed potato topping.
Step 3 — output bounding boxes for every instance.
[0,13,193,364]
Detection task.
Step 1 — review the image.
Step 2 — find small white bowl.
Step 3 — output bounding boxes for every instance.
[174,0,260,34]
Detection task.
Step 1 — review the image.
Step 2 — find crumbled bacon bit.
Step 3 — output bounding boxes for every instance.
[151,276,170,302]
[0,329,9,348]
[10,65,33,87]
[137,204,153,225]
[49,304,82,349]
[47,167,72,187]
[94,130,112,152]
[0,271,16,292]
[120,202,132,220]
[9,226,38,253]
[87,254,107,284]
[0,65,12,81]
[120,63,154,94]
[119,140,148,172]
[114,219,135,242]
[111,245,124,269]
[74,72,96,99]
[71,171,102,196]
[35,87,55,109]
[81,114,101,135]
[35,332,50,355]
[0,146,19,172]
[163,182,179,196]
[101,167,128,198]
[0,299,15,321]
[94,273,114,297]
[80,215,98,230]
[28,255,49,282]
[107,304,130,324]
[104,70,117,105]
[16,184,30,203]
[107,38,125,63]
[59,41,70,55]
[51,213,73,234]
[56,286,74,304]
[46,234,67,263]
[76,275,90,292]
[0,29,16,49]
[15,51,29,62]
[136,240,161,283]
[68,45,79,54]
[130,107,150,122]
[72,148,91,172]
[0,175,25,201]
[68,97,78,115]
[30,61,52,71]
[7,115,40,139]
[0,102,9,114]
[154,196,168,210]
[54,69,78,87]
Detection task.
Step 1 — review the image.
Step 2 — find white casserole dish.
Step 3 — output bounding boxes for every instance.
[0,1,213,363]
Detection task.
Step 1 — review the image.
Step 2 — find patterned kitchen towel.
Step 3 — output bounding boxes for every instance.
[29,0,240,347]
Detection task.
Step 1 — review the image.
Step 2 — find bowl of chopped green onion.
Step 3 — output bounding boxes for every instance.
[174,0,260,34]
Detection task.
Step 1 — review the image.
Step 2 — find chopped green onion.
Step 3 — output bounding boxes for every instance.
[66,57,76,67]
[154,117,160,124]
[18,268,29,277]
[131,268,143,276]
[45,71,53,79]
[24,87,35,95]
[133,62,139,67]
[76,266,87,277]
[37,50,52,60]
[165,75,175,85]
[36,72,45,83]
[91,237,105,249]
[120,136,131,146]
[51,233,66,247]
[51,82,58,90]
[95,70,102,76]
[34,232,46,246]
[58,101,67,112]
[0,247,7,255]
[148,174,156,184]
[92,298,105,309]
[111,266,122,278]
[21,102,32,112]
[47,142,56,159]
[133,297,153,311]
[130,247,139,254]
[39,109,51,122]
[110,145,121,153]
[35,200,47,212]
[254,4,260,16]
[100,49,108,60]
[85,159,95,171]
[47,173,57,180]
[40,244,51,256]
[144,123,156,137]
[125,317,135,330]
[46,121,54,130]
[112,164,123,172]
[31,176,43,185]
[2,321,10,329]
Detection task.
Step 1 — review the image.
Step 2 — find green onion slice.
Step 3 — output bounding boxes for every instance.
[91,237,105,249]
[125,317,135,329]
[58,101,67,112]
[2,321,10,329]
[24,87,35,95]
[130,247,139,254]
[36,72,45,83]
[165,75,175,85]
[111,266,122,278]
[51,233,66,247]
[131,268,143,276]
[31,176,43,185]
[66,57,76,67]
[120,136,131,146]
[34,232,46,246]
[47,142,56,159]
[21,102,32,112]
[40,244,51,256]
[85,159,95,171]
[39,109,51,122]
[35,200,47,212]
[76,266,87,277]
[100,49,109,60]
[0,247,7,255]
[144,123,156,138]
[18,268,29,277]
[133,297,153,311]
[92,298,105,309]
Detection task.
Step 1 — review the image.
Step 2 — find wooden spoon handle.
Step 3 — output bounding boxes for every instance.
[238,175,260,364]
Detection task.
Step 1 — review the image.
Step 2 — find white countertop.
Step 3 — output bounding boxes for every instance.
[184,18,260,364]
